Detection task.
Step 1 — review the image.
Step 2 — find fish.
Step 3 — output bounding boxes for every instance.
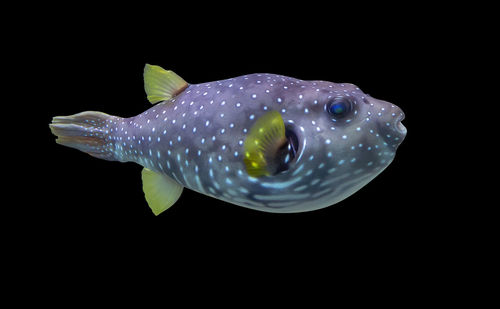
[49,64,406,215]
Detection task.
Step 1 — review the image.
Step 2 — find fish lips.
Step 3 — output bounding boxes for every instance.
[395,113,407,135]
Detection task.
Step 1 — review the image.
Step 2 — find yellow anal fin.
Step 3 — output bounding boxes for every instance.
[243,111,287,177]
[144,64,188,104]
[141,168,184,215]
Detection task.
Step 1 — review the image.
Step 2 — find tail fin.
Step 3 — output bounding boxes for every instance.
[49,111,117,161]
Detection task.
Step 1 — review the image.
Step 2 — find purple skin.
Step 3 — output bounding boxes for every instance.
[51,73,406,213]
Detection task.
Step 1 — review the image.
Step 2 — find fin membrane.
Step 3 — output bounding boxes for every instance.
[243,111,287,177]
[143,64,188,104]
[141,168,184,215]
[49,111,116,161]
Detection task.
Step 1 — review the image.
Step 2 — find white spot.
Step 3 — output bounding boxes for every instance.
[325,139,331,144]
[251,94,257,99]
[304,108,309,114]
[310,179,321,186]
[342,135,347,140]
[249,114,255,120]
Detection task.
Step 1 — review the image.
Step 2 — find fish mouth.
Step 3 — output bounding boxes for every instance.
[395,113,407,135]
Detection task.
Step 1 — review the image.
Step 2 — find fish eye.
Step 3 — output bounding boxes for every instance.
[327,98,352,118]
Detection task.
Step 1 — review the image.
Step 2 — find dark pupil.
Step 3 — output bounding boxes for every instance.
[331,102,346,115]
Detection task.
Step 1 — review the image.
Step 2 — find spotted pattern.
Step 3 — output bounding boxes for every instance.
[101,73,406,213]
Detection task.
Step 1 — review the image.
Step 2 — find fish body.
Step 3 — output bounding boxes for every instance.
[50,65,406,214]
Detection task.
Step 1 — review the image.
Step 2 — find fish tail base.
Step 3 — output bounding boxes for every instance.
[50,111,119,161]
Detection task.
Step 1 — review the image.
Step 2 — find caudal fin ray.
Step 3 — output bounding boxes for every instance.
[49,111,117,161]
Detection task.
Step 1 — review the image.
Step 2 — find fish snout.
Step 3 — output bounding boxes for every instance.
[378,105,407,148]
[394,110,407,135]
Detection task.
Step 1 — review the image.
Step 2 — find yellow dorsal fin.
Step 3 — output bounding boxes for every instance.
[243,111,287,177]
[143,64,188,104]
[141,168,184,215]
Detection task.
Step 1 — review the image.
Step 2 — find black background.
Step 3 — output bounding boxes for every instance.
[12,4,476,297]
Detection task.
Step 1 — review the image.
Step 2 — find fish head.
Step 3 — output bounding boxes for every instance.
[275,81,407,211]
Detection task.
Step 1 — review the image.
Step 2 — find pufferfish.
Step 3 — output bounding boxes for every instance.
[50,64,406,215]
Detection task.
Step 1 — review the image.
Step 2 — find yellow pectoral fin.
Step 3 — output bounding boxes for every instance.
[143,64,188,104]
[141,168,184,215]
[243,111,286,177]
